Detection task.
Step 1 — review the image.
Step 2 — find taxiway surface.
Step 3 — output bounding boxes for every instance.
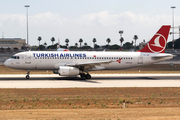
[0,74,180,88]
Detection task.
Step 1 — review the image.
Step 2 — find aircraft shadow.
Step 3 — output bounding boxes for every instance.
[92,77,157,80]
[0,77,99,83]
[0,76,159,81]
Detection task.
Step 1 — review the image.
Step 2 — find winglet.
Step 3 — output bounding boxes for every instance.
[139,25,171,53]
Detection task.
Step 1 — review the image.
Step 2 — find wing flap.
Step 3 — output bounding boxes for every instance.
[66,60,113,70]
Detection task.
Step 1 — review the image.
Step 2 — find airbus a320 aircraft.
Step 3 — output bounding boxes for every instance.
[4,25,174,79]
[57,39,69,51]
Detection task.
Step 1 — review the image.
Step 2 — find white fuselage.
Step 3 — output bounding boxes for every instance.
[4,51,173,71]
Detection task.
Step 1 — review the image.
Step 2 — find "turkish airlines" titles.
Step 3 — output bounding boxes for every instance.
[33,53,86,58]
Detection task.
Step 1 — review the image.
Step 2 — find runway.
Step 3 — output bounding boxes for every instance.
[0,74,180,88]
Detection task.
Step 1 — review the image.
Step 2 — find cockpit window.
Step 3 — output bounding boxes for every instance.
[11,56,20,59]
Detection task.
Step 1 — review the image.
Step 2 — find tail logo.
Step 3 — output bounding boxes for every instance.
[147,33,166,53]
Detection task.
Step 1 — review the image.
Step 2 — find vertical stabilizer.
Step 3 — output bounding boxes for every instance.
[139,25,171,53]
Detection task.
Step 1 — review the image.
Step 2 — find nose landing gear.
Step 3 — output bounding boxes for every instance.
[26,70,30,79]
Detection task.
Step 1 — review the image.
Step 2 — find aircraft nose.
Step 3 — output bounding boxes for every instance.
[4,59,10,67]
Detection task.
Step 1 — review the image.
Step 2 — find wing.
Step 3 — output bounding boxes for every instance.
[66,60,114,70]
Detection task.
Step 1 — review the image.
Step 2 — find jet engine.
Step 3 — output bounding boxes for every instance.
[58,66,80,76]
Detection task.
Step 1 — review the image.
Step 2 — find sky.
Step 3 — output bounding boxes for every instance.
[0,0,180,47]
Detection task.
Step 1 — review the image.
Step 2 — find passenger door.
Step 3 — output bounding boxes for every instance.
[25,53,31,64]
[138,56,143,64]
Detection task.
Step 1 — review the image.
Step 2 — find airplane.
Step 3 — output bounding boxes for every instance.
[57,47,69,51]
[57,38,69,51]
[4,25,174,79]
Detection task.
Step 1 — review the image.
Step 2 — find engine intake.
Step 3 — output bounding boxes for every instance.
[58,66,80,76]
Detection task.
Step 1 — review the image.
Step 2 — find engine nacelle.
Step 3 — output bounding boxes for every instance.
[58,66,80,76]
[53,70,58,74]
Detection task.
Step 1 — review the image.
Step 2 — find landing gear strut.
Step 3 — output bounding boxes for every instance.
[26,70,30,79]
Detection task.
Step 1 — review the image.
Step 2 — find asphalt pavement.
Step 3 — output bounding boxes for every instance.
[0,74,180,88]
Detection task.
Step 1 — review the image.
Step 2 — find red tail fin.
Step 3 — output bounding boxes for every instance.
[139,25,171,53]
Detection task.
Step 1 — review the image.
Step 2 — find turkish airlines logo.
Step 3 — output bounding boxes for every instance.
[147,33,166,53]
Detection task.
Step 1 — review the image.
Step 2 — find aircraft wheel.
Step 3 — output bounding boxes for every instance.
[80,73,86,79]
[26,70,30,79]
[26,75,30,79]
[86,74,91,79]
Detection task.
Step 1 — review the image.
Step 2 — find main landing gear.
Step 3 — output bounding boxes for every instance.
[26,70,30,79]
[79,73,91,79]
